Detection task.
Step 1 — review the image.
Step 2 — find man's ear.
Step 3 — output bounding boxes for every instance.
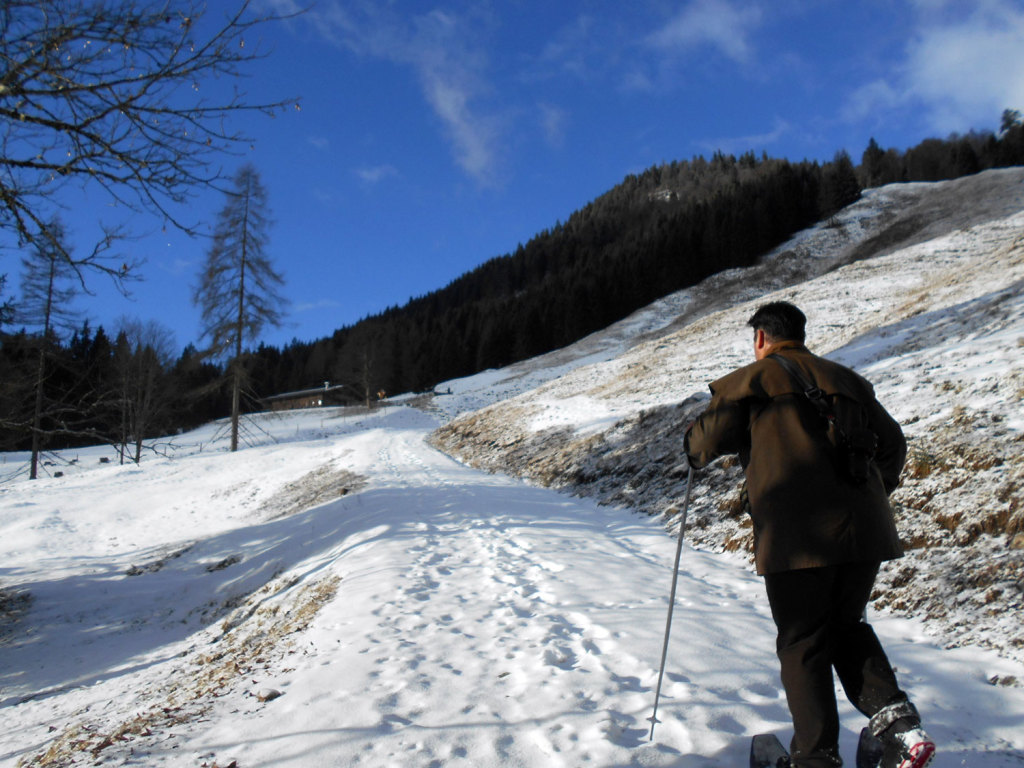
[754,329,769,358]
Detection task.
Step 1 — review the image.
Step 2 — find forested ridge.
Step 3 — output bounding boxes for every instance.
[264,151,847,398]
[253,123,1023,399]
[2,123,1023,459]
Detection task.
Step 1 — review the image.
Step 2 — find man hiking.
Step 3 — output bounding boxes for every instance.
[684,301,935,768]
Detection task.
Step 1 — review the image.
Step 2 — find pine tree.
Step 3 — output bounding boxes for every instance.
[1000,108,1022,134]
[193,164,286,451]
[819,150,862,219]
[861,138,886,187]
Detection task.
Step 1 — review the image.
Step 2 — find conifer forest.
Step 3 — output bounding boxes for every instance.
[2,124,1023,458]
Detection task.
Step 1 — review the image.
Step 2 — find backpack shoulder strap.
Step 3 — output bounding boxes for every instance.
[767,353,834,423]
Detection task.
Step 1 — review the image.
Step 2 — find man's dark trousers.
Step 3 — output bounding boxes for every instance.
[764,561,908,766]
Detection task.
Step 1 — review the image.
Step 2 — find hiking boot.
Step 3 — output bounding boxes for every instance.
[868,700,936,768]
[884,727,935,768]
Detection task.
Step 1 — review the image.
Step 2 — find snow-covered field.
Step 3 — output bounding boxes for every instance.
[3,169,1024,767]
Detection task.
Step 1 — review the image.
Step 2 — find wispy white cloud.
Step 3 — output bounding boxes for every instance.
[310,187,342,207]
[538,103,567,149]
[156,257,194,277]
[531,3,765,95]
[355,164,399,184]
[534,14,600,81]
[294,298,342,313]
[904,2,1024,131]
[290,3,501,185]
[697,117,792,155]
[841,80,904,124]
[307,136,330,151]
[844,1,1024,133]
[528,14,650,94]
[619,69,655,93]
[906,0,964,11]
[416,55,498,182]
[647,0,764,65]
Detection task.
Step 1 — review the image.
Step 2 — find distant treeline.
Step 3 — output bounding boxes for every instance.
[256,122,1024,399]
[2,122,1022,456]
[259,151,855,400]
[0,325,226,456]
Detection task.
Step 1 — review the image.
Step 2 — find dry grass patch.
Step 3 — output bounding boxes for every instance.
[20,574,341,768]
[259,464,368,519]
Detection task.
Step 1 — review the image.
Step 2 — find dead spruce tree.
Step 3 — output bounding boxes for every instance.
[193,164,285,452]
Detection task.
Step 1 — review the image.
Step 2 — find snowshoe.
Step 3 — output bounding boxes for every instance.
[856,727,885,768]
[750,733,790,768]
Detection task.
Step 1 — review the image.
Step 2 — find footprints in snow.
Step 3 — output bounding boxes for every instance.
[360,439,684,759]
[359,509,661,756]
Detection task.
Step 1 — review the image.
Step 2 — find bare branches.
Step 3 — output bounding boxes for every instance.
[0,273,13,325]
[1,0,300,287]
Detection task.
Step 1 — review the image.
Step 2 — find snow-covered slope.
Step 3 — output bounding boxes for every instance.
[2,169,1024,767]
[428,166,1024,422]
[434,167,1024,662]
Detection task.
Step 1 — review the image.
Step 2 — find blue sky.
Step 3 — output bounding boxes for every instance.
[7,0,1024,355]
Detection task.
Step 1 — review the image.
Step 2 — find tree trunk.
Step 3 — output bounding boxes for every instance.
[29,259,58,480]
[29,348,45,480]
[230,190,250,453]
[230,357,241,452]
[120,382,129,465]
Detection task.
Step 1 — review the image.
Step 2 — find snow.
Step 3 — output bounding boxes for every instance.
[433,167,1024,663]
[3,169,1024,767]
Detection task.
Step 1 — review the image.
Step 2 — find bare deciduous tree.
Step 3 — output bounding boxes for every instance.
[0,274,12,327]
[16,217,79,478]
[193,163,285,452]
[1,0,299,286]
[113,317,175,463]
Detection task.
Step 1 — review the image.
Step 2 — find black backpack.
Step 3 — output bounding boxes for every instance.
[768,354,878,484]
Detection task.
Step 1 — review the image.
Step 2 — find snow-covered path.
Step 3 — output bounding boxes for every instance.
[5,408,1020,767]
[170,419,791,767]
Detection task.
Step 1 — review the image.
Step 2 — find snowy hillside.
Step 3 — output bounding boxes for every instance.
[2,169,1024,767]
[434,167,1024,662]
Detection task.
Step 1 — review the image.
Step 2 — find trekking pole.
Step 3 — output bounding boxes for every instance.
[648,464,695,742]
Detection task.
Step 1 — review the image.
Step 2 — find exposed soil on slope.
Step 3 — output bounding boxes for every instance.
[431,169,1024,661]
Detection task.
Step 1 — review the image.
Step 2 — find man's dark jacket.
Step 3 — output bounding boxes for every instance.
[685,341,906,575]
